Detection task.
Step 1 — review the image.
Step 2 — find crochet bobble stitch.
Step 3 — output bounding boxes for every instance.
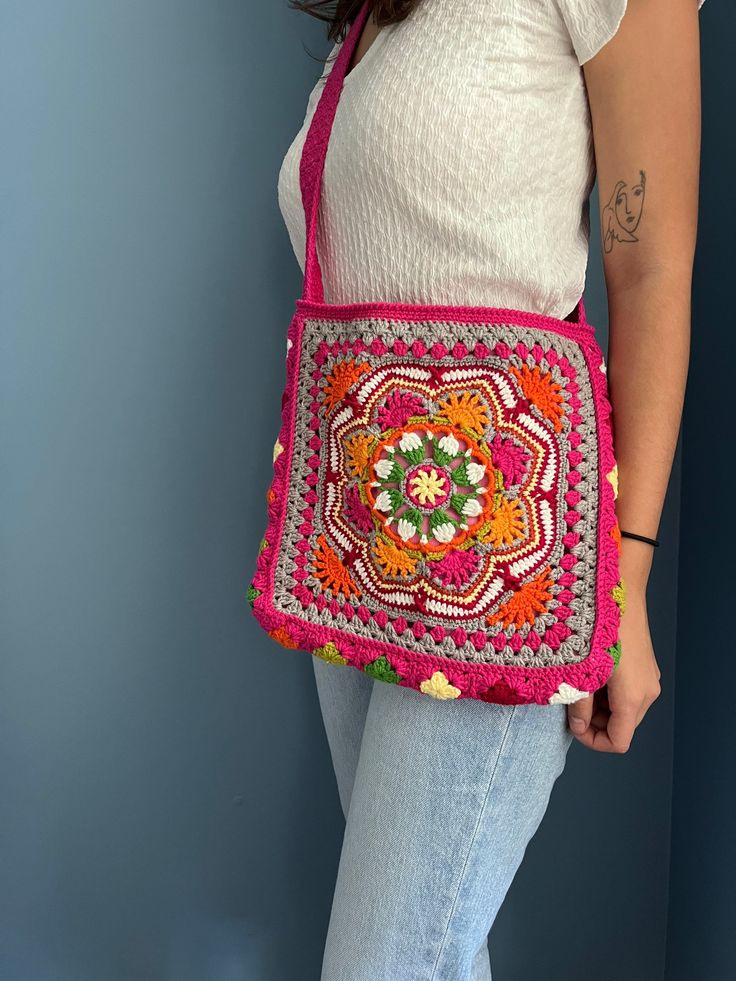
[249,312,621,706]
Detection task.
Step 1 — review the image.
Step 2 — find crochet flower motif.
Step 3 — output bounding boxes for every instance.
[366,424,493,553]
[323,359,371,413]
[343,484,374,535]
[431,548,481,588]
[269,626,298,649]
[511,364,565,432]
[373,536,418,578]
[480,496,526,548]
[488,434,530,487]
[376,389,425,429]
[611,521,622,552]
[420,670,461,700]
[345,432,376,478]
[479,682,528,705]
[487,567,553,629]
[612,579,626,614]
[409,466,448,506]
[312,354,575,639]
[606,464,619,500]
[436,391,490,434]
[314,642,348,665]
[312,534,359,597]
[364,655,401,683]
[548,682,590,705]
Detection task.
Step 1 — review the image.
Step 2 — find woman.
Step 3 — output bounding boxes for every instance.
[276,1,705,977]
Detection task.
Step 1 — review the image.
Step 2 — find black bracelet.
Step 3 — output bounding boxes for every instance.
[620,530,660,548]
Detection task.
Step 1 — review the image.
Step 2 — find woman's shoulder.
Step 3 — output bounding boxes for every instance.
[556,0,707,67]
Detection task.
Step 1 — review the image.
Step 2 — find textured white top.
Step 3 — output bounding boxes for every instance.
[278,0,705,320]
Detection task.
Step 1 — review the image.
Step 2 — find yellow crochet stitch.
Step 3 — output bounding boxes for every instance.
[314,642,348,665]
[419,671,461,700]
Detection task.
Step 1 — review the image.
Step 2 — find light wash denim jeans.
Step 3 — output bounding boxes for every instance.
[312,655,574,981]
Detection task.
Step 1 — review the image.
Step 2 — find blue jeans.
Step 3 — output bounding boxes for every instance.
[312,656,574,981]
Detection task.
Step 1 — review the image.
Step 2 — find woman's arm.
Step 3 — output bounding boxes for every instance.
[567,0,702,752]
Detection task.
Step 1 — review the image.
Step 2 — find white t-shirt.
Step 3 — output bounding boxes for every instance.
[278,0,706,320]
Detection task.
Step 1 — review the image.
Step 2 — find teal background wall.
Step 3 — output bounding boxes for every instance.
[664,9,736,980]
[0,2,725,980]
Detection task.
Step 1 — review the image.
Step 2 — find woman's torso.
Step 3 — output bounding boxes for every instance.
[278,0,600,320]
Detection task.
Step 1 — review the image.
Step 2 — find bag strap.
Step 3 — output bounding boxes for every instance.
[300,1,372,304]
[298,0,586,325]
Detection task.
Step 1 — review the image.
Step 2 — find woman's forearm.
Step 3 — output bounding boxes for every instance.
[563,0,701,748]
[606,272,692,588]
[581,0,701,592]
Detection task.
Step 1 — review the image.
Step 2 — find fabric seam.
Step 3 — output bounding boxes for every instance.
[428,704,519,980]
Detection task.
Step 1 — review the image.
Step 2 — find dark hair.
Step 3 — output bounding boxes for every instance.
[289,0,419,43]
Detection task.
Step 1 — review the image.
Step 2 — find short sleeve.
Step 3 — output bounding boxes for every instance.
[558,0,707,67]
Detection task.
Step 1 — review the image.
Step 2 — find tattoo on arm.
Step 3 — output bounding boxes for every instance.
[601,170,646,254]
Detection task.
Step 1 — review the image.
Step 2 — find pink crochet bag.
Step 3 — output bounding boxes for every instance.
[248,0,623,706]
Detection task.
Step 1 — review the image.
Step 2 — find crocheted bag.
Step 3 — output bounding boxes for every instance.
[248,0,623,706]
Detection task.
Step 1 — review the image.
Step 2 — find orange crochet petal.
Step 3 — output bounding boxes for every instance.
[323,359,371,413]
[487,567,554,630]
[373,537,418,578]
[346,432,375,477]
[480,497,526,548]
[312,534,360,598]
[511,365,564,432]
[436,391,490,434]
[611,521,622,553]
[269,626,299,649]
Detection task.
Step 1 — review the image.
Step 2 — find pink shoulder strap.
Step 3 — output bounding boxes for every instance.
[300,1,371,303]
[297,0,586,325]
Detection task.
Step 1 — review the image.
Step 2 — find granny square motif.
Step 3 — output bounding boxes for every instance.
[250,308,622,706]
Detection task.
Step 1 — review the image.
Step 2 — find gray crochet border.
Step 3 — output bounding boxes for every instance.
[272,317,600,669]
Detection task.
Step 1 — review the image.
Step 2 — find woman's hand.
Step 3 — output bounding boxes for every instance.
[567,543,662,753]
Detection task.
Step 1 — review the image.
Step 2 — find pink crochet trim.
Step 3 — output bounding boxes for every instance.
[296,296,591,338]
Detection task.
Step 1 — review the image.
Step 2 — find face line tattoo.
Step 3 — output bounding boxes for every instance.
[601,169,646,254]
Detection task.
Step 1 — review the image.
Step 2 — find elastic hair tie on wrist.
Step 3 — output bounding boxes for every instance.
[620,530,660,548]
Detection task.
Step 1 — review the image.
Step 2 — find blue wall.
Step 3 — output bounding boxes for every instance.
[0,2,719,979]
[1,4,338,979]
